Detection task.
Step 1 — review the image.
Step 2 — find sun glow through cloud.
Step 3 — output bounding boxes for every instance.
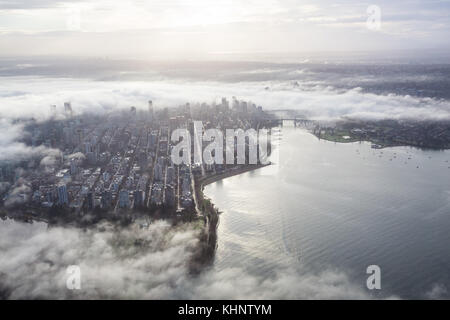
[0,0,449,57]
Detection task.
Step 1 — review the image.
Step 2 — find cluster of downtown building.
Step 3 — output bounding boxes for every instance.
[1,97,271,217]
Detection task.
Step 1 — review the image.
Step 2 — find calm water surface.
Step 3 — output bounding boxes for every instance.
[205,124,450,299]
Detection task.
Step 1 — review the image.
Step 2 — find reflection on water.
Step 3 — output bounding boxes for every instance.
[205,125,450,299]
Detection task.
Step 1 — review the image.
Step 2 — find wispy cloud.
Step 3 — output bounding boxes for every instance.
[1,75,449,122]
[0,0,449,55]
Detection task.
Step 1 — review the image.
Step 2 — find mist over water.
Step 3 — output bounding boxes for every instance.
[205,125,450,299]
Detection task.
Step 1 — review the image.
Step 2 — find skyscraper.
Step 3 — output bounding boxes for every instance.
[164,185,175,207]
[154,163,163,181]
[119,189,129,208]
[70,160,78,175]
[133,190,145,208]
[86,192,94,210]
[166,166,175,185]
[148,100,154,122]
[57,184,69,205]
[64,102,73,117]
[130,106,137,117]
[101,190,112,209]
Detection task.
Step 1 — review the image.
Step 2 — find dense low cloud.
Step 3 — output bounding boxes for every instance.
[0,219,378,299]
[0,119,61,163]
[0,75,449,123]
[3,177,30,207]
[1,72,449,165]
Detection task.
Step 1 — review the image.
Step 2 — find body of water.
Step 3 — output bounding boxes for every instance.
[205,124,450,299]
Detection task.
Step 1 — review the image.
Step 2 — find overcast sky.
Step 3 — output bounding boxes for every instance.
[0,0,449,58]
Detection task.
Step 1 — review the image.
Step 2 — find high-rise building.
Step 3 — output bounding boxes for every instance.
[70,160,78,175]
[126,176,134,189]
[101,190,112,209]
[151,186,163,205]
[63,127,73,145]
[232,96,239,111]
[130,106,137,117]
[138,151,148,169]
[134,190,145,208]
[64,102,73,117]
[154,163,163,181]
[148,100,154,122]
[86,192,94,210]
[102,171,110,182]
[84,142,92,154]
[149,131,158,149]
[57,184,69,205]
[76,129,83,145]
[164,185,175,207]
[86,151,97,164]
[119,189,129,208]
[241,101,248,113]
[184,103,191,118]
[221,97,229,109]
[166,166,175,185]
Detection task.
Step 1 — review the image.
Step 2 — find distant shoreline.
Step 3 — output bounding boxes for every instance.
[313,133,450,151]
[308,119,450,150]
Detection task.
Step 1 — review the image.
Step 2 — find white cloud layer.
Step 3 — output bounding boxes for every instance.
[0,118,60,162]
[0,219,377,299]
[0,1,449,56]
[1,75,449,164]
[1,76,449,122]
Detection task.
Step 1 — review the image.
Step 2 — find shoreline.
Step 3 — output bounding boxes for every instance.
[310,130,450,151]
[190,163,270,272]
[198,163,271,191]
[1,164,272,274]
[194,163,271,212]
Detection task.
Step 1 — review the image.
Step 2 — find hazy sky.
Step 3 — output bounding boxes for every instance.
[0,0,449,57]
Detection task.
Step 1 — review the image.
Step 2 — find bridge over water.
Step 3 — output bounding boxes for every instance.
[262,109,315,127]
